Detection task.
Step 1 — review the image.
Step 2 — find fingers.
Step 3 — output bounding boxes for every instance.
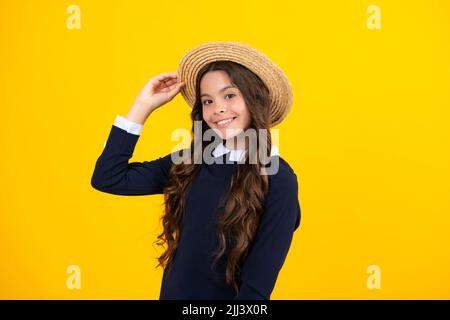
[164,78,178,87]
[172,81,186,92]
[167,78,185,89]
[147,72,179,88]
[154,72,178,83]
[144,72,185,95]
[167,81,185,99]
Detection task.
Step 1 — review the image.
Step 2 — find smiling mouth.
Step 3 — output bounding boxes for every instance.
[214,117,237,128]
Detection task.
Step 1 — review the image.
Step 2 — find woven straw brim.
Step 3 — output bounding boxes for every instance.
[177,41,293,127]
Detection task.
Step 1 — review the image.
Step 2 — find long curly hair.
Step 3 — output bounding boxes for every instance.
[154,60,273,295]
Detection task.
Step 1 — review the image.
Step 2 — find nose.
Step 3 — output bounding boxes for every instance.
[214,104,226,115]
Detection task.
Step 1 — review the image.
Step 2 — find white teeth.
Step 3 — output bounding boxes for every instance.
[217,118,233,125]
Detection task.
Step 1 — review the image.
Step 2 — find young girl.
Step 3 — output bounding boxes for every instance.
[91,42,301,300]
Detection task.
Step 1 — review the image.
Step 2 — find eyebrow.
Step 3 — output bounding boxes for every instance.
[200,85,237,98]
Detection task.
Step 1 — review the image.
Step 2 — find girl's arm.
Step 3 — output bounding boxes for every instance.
[90,72,185,195]
[234,164,302,300]
[90,116,175,195]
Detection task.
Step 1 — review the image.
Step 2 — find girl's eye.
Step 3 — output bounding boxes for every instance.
[202,93,236,106]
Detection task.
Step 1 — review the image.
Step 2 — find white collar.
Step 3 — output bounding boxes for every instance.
[212,143,279,162]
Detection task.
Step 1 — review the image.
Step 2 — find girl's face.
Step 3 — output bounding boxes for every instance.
[200,70,251,143]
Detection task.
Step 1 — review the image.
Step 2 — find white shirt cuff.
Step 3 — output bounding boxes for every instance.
[113,115,143,135]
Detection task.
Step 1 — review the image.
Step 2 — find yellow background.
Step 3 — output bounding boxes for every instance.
[1,0,449,299]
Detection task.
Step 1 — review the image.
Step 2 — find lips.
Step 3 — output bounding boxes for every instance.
[214,117,237,128]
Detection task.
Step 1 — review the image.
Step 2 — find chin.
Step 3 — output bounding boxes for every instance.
[212,127,244,141]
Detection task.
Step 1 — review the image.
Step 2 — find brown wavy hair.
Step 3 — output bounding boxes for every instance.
[154,60,273,295]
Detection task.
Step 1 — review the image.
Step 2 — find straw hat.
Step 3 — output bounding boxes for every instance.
[177,41,293,127]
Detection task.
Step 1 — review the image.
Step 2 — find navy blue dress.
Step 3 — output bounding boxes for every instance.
[91,124,301,300]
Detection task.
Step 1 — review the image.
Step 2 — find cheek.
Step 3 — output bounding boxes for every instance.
[240,112,251,128]
[235,103,251,126]
[202,108,211,121]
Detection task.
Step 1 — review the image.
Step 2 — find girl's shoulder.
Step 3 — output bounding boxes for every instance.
[264,155,301,230]
[266,155,298,182]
